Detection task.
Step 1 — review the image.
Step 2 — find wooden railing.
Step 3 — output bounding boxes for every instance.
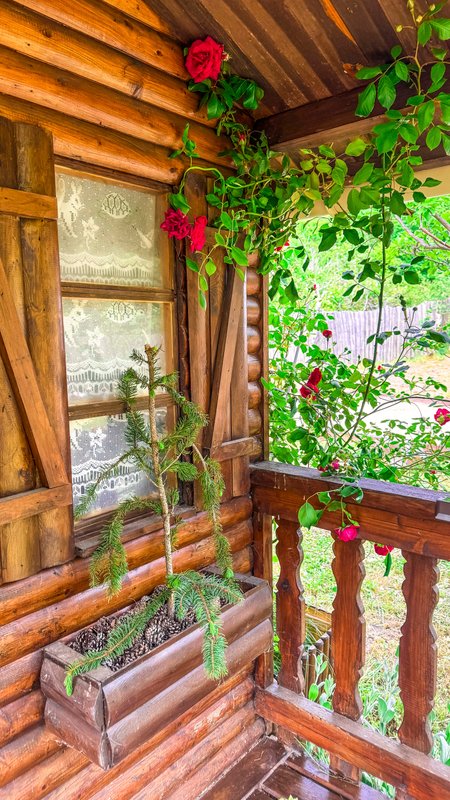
[251,461,450,800]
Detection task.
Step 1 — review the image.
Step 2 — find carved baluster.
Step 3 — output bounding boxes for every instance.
[253,510,274,689]
[399,552,439,753]
[276,518,305,693]
[330,534,366,782]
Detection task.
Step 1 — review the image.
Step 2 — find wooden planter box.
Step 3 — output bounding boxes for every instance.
[41,573,272,769]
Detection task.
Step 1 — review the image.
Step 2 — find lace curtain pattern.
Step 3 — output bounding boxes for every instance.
[57,170,170,515]
[57,173,163,286]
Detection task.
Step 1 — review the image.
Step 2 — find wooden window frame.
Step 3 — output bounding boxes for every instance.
[55,158,180,544]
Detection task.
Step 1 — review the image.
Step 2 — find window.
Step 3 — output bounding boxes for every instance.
[56,167,176,522]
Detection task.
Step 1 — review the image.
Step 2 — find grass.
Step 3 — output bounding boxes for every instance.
[300,527,450,732]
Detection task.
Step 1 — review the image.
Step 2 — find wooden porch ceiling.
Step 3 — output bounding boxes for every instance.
[146,0,429,120]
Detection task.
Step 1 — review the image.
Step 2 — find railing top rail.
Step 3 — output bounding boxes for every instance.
[251,462,450,560]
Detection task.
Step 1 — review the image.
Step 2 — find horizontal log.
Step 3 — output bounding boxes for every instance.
[251,462,450,558]
[45,699,110,769]
[248,381,262,409]
[248,408,262,436]
[0,93,183,183]
[247,325,262,354]
[38,670,253,800]
[0,746,88,800]
[0,46,231,166]
[0,485,72,527]
[0,690,44,747]
[1,496,252,625]
[147,717,265,800]
[256,685,450,800]
[0,2,209,125]
[103,579,272,725]
[0,723,60,787]
[247,296,261,325]
[247,269,262,297]
[248,354,262,382]
[0,186,56,219]
[106,620,272,764]
[209,437,260,462]
[286,753,383,800]
[0,530,252,667]
[99,0,171,33]
[0,651,42,707]
[14,0,186,80]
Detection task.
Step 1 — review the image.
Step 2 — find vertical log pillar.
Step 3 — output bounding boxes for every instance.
[16,123,73,567]
[330,534,365,783]
[253,510,274,689]
[275,518,305,694]
[0,119,39,583]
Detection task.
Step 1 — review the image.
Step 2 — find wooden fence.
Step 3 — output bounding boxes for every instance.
[252,461,450,800]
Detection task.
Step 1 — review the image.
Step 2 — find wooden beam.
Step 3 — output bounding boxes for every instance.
[0,257,69,488]
[256,685,450,800]
[0,486,73,527]
[205,268,244,450]
[0,187,57,219]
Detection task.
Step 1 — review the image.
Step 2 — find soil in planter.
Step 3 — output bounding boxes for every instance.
[69,585,228,672]
[70,588,197,672]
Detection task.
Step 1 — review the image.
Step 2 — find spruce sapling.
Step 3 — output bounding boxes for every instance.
[65,346,241,695]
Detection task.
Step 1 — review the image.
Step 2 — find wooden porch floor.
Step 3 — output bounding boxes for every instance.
[200,737,383,800]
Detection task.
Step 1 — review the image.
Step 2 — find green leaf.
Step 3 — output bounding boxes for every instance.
[399,123,418,144]
[430,18,450,40]
[353,162,374,185]
[220,211,234,230]
[186,257,199,273]
[426,330,450,343]
[347,189,362,217]
[394,61,409,82]
[170,192,190,214]
[205,260,216,277]
[418,21,432,45]
[319,228,337,252]
[345,138,368,157]
[404,270,420,285]
[417,100,435,133]
[198,290,207,310]
[199,274,208,292]
[390,190,407,215]
[391,44,402,59]
[422,176,442,188]
[431,62,446,85]
[230,246,248,266]
[377,74,396,109]
[426,126,442,150]
[376,126,398,154]
[356,83,376,117]
[318,491,331,504]
[356,66,382,80]
[298,501,321,529]
[215,232,226,247]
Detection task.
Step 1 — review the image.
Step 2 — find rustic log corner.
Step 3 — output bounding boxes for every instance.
[40,573,273,769]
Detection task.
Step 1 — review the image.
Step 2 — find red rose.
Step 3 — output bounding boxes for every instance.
[434,407,450,426]
[335,524,359,542]
[185,37,224,83]
[374,543,394,556]
[161,208,191,241]
[312,284,317,291]
[300,367,322,399]
[318,459,340,473]
[189,215,207,253]
[330,459,340,470]
[322,329,332,339]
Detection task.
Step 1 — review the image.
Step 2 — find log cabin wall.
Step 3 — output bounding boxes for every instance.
[0,2,268,796]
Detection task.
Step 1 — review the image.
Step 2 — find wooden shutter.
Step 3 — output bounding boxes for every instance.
[0,117,73,583]
[183,173,256,502]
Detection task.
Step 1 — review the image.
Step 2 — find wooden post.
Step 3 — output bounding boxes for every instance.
[275,518,305,694]
[330,534,366,783]
[399,553,439,752]
[17,122,73,568]
[0,118,38,582]
[253,510,274,688]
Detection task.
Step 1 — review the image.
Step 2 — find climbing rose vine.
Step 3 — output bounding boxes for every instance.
[160,4,450,574]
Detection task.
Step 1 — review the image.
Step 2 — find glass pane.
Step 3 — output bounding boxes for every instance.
[71,410,166,516]
[63,298,169,403]
[56,171,165,287]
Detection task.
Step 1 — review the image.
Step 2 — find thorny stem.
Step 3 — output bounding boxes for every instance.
[145,343,175,618]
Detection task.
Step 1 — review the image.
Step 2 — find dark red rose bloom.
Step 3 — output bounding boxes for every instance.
[434,407,450,426]
[308,367,322,386]
[300,367,322,399]
[335,524,359,542]
[161,208,191,241]
[185,37,225,82]
[374,544,394,556]
[322,329,332,339]
[189,215,207,253]
[318,459,340,473]
[312,284,317,291]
